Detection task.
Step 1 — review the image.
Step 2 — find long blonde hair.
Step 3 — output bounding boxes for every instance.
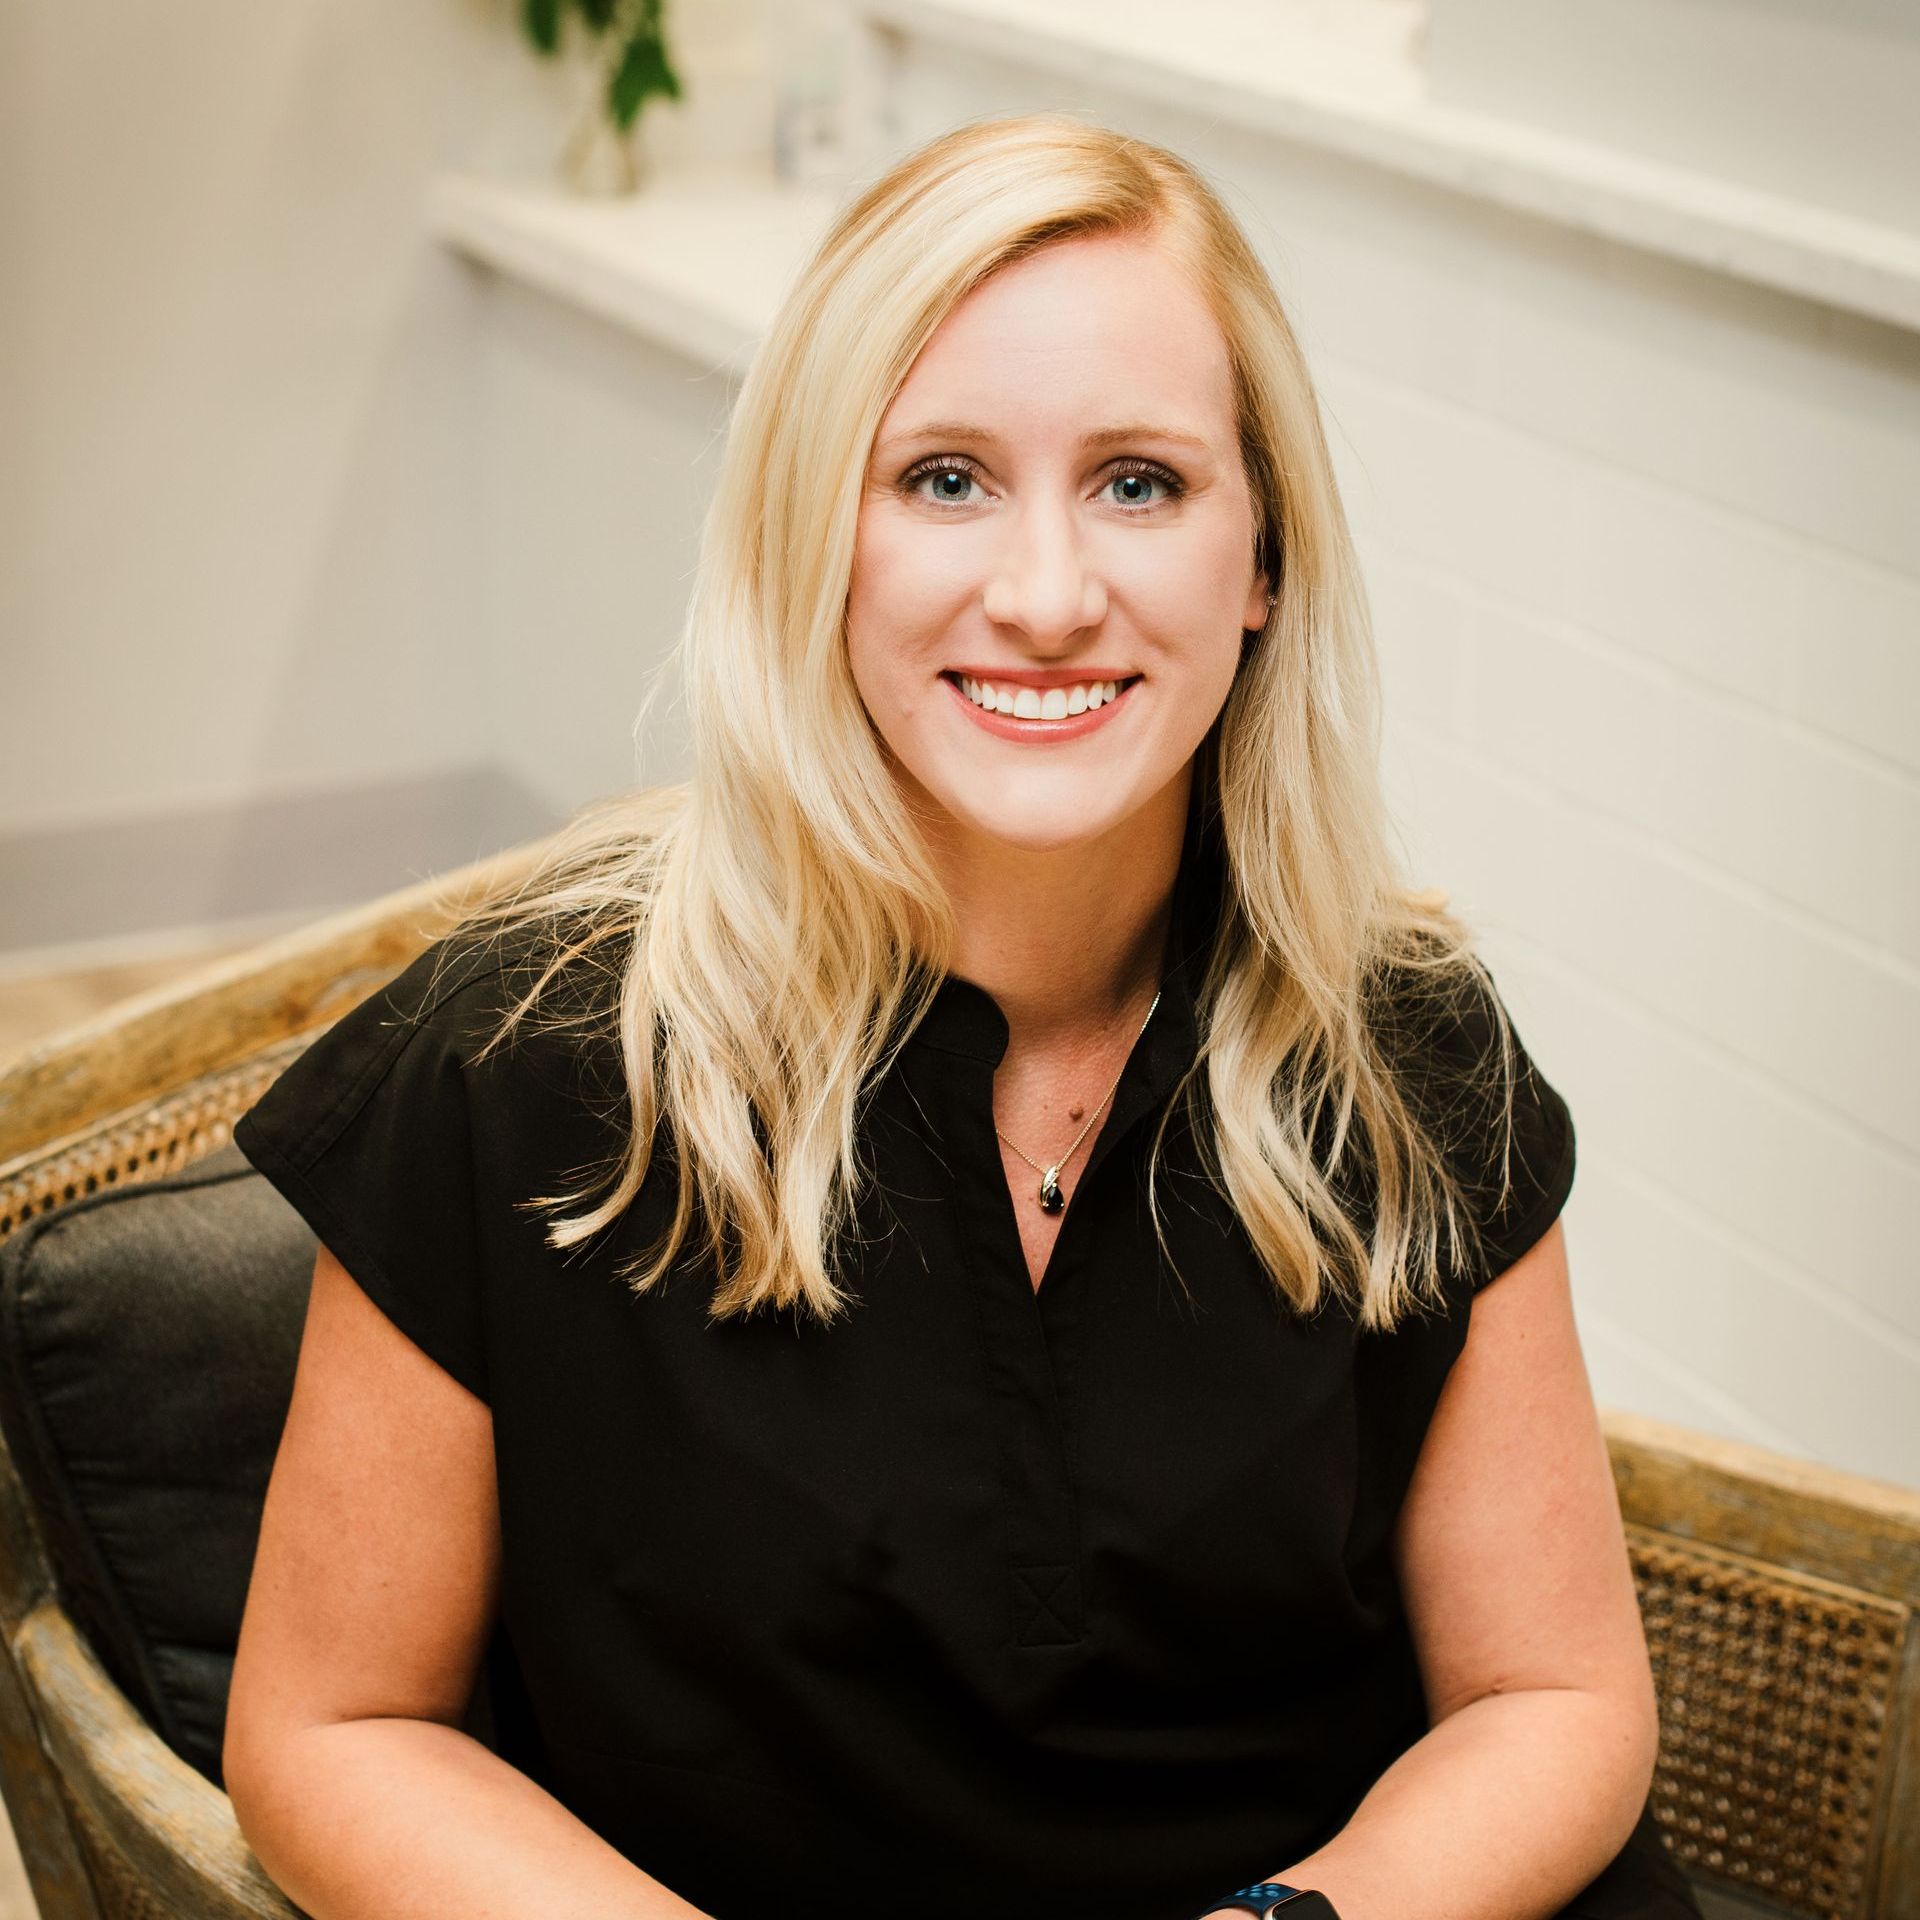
[425,111,1523,1334]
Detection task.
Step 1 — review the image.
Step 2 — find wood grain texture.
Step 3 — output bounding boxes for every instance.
[1605,1406,1920,1598]
[0,1628,92,1920]
[12,1607,295,1919]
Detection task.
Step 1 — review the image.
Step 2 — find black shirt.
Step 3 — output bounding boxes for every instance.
[233,838,1696,1920]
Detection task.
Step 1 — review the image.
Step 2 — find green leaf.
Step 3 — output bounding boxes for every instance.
[577,0,617,29]
[606,29,681,129]
[521,0,560,53]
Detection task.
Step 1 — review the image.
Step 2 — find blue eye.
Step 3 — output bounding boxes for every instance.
[896,455,1187,513]
[1106,463,1182,508]
[904,462,981,505]
[1113,468,1167,506]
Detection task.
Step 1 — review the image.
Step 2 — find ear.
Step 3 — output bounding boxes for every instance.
[1241,567,1275,631]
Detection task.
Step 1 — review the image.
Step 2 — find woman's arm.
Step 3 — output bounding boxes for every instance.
[223,1243,710,1920]
[229,1714,704,1920]
[1212,1220,1660,1920]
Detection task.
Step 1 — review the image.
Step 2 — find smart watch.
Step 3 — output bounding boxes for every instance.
[1196,1882,1341,1919]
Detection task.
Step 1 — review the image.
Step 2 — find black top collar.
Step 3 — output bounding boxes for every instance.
[900,821,1226,1090]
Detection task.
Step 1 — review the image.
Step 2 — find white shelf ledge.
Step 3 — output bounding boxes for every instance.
[867,0,1920,337]
[426,167,843,374]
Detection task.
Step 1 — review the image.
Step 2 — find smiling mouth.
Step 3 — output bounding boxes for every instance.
[941,671,1143,720]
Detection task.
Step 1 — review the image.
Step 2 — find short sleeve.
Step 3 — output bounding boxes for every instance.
[231,939,503,1403]
[1393,961,1578,1294]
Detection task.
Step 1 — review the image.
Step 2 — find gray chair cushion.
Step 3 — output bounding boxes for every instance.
[0,1141,311,1785]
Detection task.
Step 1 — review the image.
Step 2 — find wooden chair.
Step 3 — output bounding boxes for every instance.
[0,843,1914,1920]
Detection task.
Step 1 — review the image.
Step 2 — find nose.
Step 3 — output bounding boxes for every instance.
[979,491,1107,645]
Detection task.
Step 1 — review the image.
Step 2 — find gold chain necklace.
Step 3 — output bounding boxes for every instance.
[993,989,1161,1214]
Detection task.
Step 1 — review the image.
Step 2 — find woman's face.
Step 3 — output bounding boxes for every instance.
[847,229,1271,858]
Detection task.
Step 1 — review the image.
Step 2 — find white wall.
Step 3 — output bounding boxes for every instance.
[470,275,733,805]
[1427,0,1920,237]
[0,1,761,957]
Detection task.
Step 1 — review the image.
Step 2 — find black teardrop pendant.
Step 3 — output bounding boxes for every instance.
[1038,1169,1065,1214]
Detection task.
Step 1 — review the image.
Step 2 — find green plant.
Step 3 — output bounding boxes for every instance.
[521,0,683,134]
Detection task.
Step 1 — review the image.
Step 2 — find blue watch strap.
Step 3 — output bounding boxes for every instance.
[1201,1884,1340,1919]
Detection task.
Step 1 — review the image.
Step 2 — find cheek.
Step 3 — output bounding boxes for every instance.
[1132,535,1258,671]
[845,517,882,634]
[845,522,897,695]
[848,518,959,694]
[849,510,918,624]
[846,539,933,735]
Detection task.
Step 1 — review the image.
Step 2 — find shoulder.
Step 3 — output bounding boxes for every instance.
[1368,946,1578,1295]
[1366,945,1535,1146]
[239,914,623,1171]
[376,911,626,1058]
[1367,942,1508,1080]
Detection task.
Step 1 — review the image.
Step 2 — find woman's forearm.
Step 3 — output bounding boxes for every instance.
[228,1714,708,1920]
[1253,1687,1659,1920]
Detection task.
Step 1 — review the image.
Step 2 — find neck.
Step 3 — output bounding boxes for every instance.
[926,773,1190,1057]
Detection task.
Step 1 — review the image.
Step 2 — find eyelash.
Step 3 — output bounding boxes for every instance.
[896,454,1187,513]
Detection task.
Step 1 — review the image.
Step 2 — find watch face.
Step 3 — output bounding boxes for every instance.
[1275,1894,1339,1918]
[1222,1885,1300,1916]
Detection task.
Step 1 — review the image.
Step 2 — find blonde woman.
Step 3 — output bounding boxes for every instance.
[223,114,1702,1920]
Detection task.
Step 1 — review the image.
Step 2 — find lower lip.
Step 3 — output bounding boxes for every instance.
[943,674,1139,742]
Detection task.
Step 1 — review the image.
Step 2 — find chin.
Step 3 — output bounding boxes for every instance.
[939,795,1130,856]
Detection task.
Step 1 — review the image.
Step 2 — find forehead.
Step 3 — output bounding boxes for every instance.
[876,232,1237,445]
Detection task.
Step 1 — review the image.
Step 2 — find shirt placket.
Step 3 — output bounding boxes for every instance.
[900,991,1197,1661]
[949,1073,1091,1651]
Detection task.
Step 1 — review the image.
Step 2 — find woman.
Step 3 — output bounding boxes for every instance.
[223,113,1703,1920]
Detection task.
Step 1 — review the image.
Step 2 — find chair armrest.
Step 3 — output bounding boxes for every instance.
[0,834,559,1178]
[11,1599,301,1920]
[1602,1405,1920,1599]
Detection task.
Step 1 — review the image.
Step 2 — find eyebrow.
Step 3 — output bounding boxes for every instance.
[876,421,1216,456]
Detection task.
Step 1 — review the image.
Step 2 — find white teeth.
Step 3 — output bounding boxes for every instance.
[959,676,1127,717]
